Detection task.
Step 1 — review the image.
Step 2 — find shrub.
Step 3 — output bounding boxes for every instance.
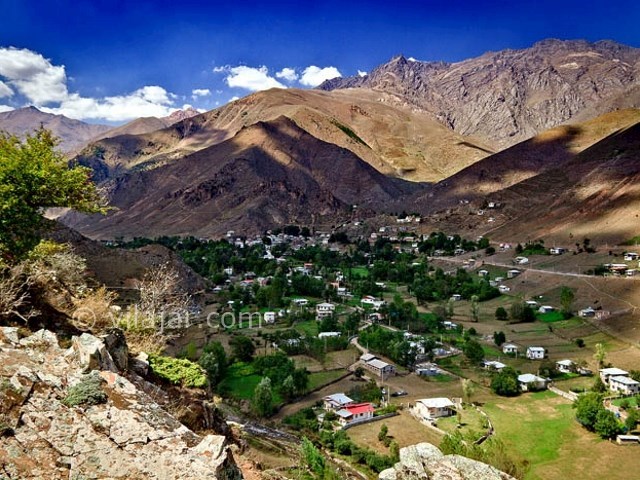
[148,354,207,388]
[62,373,107,407]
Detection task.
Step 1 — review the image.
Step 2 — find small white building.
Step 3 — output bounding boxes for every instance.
[502,343,519,355]
[336,403,375,426]
[324,393,354,411]
[526,347,546,360]
[292,298,309,306]
[609,376,640,395]
[499,285,511,293]
[483,360,507,371]
[518,373,548,392]
[316,302,336,320]
[556,359,575,374]
[264,311,276,324]
[414,398,456,420]
[507,269,521,279]
[624,252,639,261]
[579,307,596,318]
[360,353,376,363]
[318,331,341,339]
[365,358,396,378]
[538,305,555,313]
[600,367,629,384]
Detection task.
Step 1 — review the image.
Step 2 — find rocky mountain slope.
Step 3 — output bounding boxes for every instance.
[0,106,111,153]
[62,116,422,239]
[0,327,242,479]
[320,39,640,148]
[75,88,494,183]
[92,107,201,141]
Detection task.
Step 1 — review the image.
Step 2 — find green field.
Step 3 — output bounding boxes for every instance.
[294,319,319,337]
[349,266,370,278]
[536,311,566,323]
[219,362,264,400]
[612,396,640,408]
[307,369,347,390]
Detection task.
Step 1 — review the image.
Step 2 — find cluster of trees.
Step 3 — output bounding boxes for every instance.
[358,325,436,367]
[417,232,490,256]
[412,268,500,304]
[490,367,520,396]
[574,392,624,439]
[252,353,310,415]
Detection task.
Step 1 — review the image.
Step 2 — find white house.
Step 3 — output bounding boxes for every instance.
[526,347,546,360]
[483,360,506,371]
[361,296,385,310]
[518,373,549,392]
[515,256,529,265]
[624,252,639,261]
[415,363,440,376]
[525,300,539,307]
[549,248,566,255]
[556,359,575,374]
[507,269,521,279]
[360,353,376,363]
[609,376,640,395]
[292,298,309,306]
[579,307,596,318]
[499,285,511,293]
[600,367,629,384]
[502,343,519,355]
[364,358,396,378]
[316,302,336,320]
[538,305,555,313]
[324,393,354,411]
[318,331,341,339]
[264,311,276,324]
[450,294,462,301]
[414,398,456,420]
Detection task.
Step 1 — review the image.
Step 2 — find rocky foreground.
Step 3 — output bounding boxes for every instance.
[380,443,515,480]
[0,327,242,479]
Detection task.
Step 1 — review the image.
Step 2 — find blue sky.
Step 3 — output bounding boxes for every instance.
[0,0,638,123]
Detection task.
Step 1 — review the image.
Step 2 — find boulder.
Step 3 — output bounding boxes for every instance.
[71,332,117,373]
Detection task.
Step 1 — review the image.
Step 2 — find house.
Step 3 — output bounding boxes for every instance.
[624,252,639,261]
[538,305,555,313]
[450,294,462,301]
[483,360,507,371]
[414,398,456,420]
[518,373,549,392]
[336,403,375,426]
[318,331,341,339]
[415,362,440,376]
[549,247,566,255]
[579,307,596,318]
[616,434,640,445]
[507,269,521,279]
[443,321,458,330]
[609,376,640,395]
[264,312,276,324]
[292,298,309,306]
[323,393,354,411]
[514,256,529,265]
[556,359,575,374]
[360,353,376,363]
[526,347,546,360]
[478,269,489,277]
[525,300,539,307]
[361,296,385,310]
[364,359,396,378]
[600,367,629,384]
[499,285,511,293]
[368,313,383,323]
[502,343,519,355]
[316,302,336,320]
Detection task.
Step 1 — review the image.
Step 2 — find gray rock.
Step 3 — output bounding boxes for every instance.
[72,332,117,373]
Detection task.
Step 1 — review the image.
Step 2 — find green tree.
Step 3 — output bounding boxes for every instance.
[594,343,606,369]
[625,409,639,432]
[0,129,102,261]
[491,367,520,396]
[301,437,325,476]
[493,331,506,346]
[470,295,480,322]
[198,341,228,388]
[495,306,508,321]
[574,392,603,430]
[252,377,273,417]
[463,339,484,364]
[594,409,622,439]
[229,335,256,362]
[462,378,475,404]
[560,286,575,316]
[378,424,388,442]
[281,374,296,401]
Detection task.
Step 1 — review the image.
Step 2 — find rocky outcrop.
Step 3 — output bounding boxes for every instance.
[379,443,515,480]
[0,327,243,479]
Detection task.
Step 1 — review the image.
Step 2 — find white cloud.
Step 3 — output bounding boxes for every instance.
[0,47,68,104]
[41,85,177,122]
[357,70,367,77]
[191,88,211,97]
[407,57,417,62]
[0,105,14,113]
[275,67,298,82]
[212,66,227,73]
[0,80,13,98]
[221,65,285,92]
[299,66,341,87]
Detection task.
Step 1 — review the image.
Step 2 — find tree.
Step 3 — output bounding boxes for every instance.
[594,343,606,369]
[495,306,508,321]
[560,286,575,316]
[462,379,475,404]
[491,367,520,396]
[252,377,273,417]
[463,340,484,364]
[230,335,256,362]
[0,129,102,261]
[198,341,227,388]
[594,409,622,439]
[470,295,480,322]
[354,366,365,379]
[574,392,603,430]
[493,331,506,346]
[137,262,192,322]
[281,374,296,401]
[301,437,325,476]
[592,376,607,393]
[625,409,639,432]
[378,423,389,442]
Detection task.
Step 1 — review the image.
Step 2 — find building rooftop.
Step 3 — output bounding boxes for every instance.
[418,398,455,409]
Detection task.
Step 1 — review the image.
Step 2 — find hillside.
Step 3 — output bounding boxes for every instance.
[75,88,494,183]
[320,39,640,148]
[92,107,201,141]
[409,108,640,212]
[0,106,111,152]
[62,116,422,239]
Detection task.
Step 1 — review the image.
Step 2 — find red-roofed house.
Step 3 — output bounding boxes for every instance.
[335,402,375,426]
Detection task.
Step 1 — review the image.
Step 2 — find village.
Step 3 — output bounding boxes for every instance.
[113,223,640,479]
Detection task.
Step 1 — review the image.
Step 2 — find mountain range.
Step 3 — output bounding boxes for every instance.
[2,39,639,243]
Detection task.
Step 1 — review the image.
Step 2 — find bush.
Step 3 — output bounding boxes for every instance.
[62,373,107,407]
[149,354,207,388]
